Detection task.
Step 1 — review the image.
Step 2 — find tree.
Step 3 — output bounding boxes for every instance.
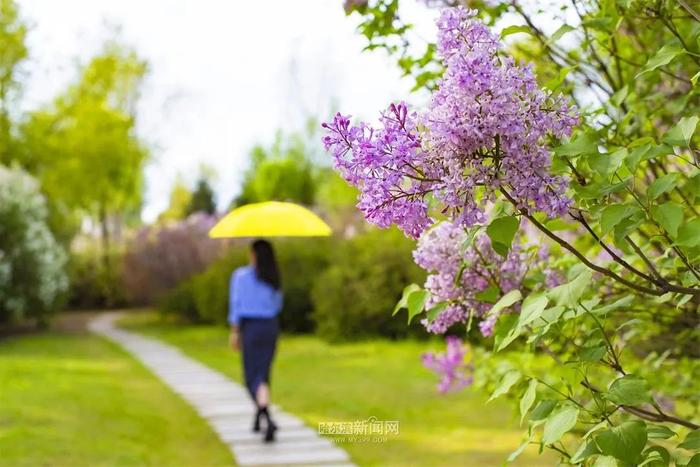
[0,0,27,164]
[186,177,217,215]
[0,166,68,327]
[19,42,149,264]
[329,1,700,464]
[158,175,193,222]
[234,130,317,207]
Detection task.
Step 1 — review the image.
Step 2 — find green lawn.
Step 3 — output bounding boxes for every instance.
[0,328,234,467]
[122,312,550,467]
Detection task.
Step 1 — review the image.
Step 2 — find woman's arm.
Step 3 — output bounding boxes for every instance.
[228,271,241,351]
[229,324,240,351]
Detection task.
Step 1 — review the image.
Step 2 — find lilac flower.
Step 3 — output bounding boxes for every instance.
[422,336,474,392]
[322,7,578,237]
[414,222,528,336]
[322,103,432,238]
[478,314,498,337]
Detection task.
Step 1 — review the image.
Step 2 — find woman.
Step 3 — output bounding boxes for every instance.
[228,239,282,442]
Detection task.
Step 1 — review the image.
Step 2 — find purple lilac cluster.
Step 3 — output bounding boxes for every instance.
[424,7,577,224]
[322,7,578,238]
[422,335,474,393]
[413,222,528,336]
[322,103,432,238]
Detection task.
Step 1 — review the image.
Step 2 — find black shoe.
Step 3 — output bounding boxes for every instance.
[264,420,277,443]
[252,408,262,433]
[259,407,277,443]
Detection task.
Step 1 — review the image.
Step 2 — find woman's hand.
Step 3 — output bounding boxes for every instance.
[229,327,240,351]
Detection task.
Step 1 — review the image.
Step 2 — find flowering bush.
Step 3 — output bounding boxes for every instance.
[122,213,224,304]
[323,8,577,238]
[0,166,68,326]
[328,3,700,465]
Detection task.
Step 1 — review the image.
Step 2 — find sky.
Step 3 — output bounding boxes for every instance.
[18,0,437,221]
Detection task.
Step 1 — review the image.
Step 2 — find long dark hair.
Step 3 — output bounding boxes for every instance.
[252,239,281,290]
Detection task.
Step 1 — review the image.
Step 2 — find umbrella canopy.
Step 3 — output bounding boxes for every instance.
[208,201,332,238]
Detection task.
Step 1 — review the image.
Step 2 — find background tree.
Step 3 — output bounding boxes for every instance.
[234,130,317,206]
[19,43,149,261]
[0,0,27,164]
[186,177,217,215]
[158,175,193,222]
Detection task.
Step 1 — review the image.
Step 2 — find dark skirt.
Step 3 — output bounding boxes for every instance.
[240,317,279,400]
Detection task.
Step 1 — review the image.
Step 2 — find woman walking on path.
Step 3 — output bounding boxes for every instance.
[228,239,282,442]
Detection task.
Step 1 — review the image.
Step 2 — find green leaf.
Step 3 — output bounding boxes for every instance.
[686,174,700,202]
[517,293,549,329]
[648,173,679,200]
[636,42,685,78]
[519,379,537,425]
[614,213,644,246]
[663,116,699,147]
[501,25,532,38]
[600,204,637,236]
[595,421,648,464]
[425,302,447,323]
[589,148,627,176]
[393,283,421,315]
[493,313,520,352]
[506,435,532,462]
[542,406,579,445]
[676,218,700,248]
[407,289,430,324]
[488,289,522,316]
[692,70,700,86]
[591,295,634,315]
[640,446,670,467]
[548,270,592,307]
[679,429,700,450]
[607,375,652,406]
[651,202,684,237]
[486,216,520,256]
[555,133,599,158]
[684,454,700,467]
[488,370,521,402]
[571,438,600,463]
[626,143,651,171]
[592,456,619,467]
[646,425,676,440]
[580,345,607,362]
[611,85,629,108]
[475,285,500,304]
[544,66,575,90]
[547,24,575,44]
[530,400,557,421]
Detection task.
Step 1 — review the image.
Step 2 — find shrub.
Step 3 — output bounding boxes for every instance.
[190,248,247,324]
[67,246,128,309]
[0,166,68,326]
[122,213,224,304]
[160,239,332,331]
[158,280,198,322]
[311,228,425,341]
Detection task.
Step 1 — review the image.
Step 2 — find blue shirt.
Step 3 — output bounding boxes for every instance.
[228,265,282,326]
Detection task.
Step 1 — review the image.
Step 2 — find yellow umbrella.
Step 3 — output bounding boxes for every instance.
[208,201,332,238]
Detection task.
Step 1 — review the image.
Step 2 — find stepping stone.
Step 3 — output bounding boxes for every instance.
[233,445,350,466]
[218,426,319,444]
[89,312,356,467]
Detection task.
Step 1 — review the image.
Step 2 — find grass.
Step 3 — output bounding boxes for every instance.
[122,312,551,467]
[0,327,235,467]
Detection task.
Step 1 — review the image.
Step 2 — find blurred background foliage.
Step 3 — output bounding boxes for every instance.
[0,0,415,342]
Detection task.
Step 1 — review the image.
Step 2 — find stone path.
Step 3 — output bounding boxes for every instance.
[88,312,354,467]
